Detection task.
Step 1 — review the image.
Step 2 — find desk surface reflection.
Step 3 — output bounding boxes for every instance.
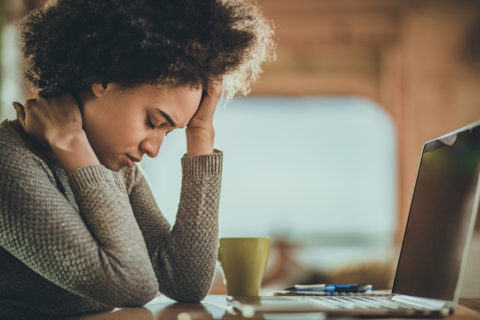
[76,295,480,320]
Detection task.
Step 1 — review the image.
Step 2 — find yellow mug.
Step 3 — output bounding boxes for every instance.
[218,237,270,296]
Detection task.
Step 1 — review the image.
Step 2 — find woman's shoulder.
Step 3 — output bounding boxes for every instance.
[0,119,23,145]
[0,120,32,160]
[0,120,53,178]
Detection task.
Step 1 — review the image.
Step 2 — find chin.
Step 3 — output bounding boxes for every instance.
[110,163,124,172]
[99,158,123,172]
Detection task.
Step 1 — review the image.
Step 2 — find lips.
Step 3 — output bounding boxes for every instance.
[126,154,140,168]
[127,154,141,162]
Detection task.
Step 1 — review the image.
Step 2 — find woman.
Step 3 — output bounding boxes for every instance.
[0,0,274,318]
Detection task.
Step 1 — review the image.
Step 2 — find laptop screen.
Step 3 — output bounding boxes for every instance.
[392,123,480,301]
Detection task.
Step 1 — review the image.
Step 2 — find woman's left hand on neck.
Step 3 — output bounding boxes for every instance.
[12,95,100,173]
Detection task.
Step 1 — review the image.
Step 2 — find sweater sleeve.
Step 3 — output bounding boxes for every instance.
[0,149,158,307]
[127,150,222,302]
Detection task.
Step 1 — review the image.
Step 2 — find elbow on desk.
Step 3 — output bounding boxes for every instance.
[156,261,216,303]
[165,293,207,303]
[115,287,158,307]
[77,263,159,307]
[85,247,159,307]
[162,285,210,303]
[110,271,159,307]
[98,281,159,307]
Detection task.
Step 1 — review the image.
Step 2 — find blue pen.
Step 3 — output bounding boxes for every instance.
[292,283,373,294]
[325,284,358,294]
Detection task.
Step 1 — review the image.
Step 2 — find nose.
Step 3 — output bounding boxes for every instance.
[140,133,164,158]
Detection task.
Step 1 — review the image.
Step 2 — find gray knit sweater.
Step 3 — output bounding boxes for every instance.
[0,119,222,319]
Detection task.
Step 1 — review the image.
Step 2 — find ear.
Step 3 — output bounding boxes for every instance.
[91,82,111,98]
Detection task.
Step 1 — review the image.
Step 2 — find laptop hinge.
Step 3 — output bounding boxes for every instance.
[392,295,451,310]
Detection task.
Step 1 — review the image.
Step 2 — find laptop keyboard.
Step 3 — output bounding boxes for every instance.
[306,296,423,310]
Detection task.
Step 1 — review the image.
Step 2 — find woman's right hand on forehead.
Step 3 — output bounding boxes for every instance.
[12,94,84,149]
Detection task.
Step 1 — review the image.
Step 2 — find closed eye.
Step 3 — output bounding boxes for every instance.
[146,115,155,129]
[146,115,171,135]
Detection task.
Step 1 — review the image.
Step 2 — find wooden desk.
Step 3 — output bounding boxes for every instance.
[76,295,480,320]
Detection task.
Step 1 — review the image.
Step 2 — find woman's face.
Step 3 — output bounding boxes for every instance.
[82,83,202,171]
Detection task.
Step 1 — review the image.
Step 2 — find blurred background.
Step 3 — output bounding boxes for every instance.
[1,0,479,296]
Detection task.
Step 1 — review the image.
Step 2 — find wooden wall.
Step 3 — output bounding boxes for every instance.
[251,0,480,243]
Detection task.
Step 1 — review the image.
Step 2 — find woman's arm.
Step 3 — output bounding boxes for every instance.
[0,146,158,307]
[127,151,222,302]
[127,81,223,302]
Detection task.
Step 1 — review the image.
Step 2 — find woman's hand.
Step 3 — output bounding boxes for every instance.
[12,94,100,173]
[13,94,84,149]
[185,80,222,156]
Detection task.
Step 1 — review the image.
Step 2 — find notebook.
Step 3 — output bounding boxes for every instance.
[230,120,480,318]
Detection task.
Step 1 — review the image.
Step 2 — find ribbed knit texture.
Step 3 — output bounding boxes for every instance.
[0,120,222,319]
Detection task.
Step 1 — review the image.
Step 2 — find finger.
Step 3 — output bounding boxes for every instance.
[207,81,223,99]
[12,102,26,127]
[25,97,52,122]
[194,81,223,121]
[58,93,79,107]
[49,93,76,110]
[24,98,39,115]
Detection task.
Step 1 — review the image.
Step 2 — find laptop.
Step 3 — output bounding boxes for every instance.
[230,120,480,317]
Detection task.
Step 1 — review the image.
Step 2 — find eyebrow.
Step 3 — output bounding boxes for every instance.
[155,108,177,127]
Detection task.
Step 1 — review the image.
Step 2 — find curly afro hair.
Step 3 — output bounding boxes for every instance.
[19,0,275,100]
